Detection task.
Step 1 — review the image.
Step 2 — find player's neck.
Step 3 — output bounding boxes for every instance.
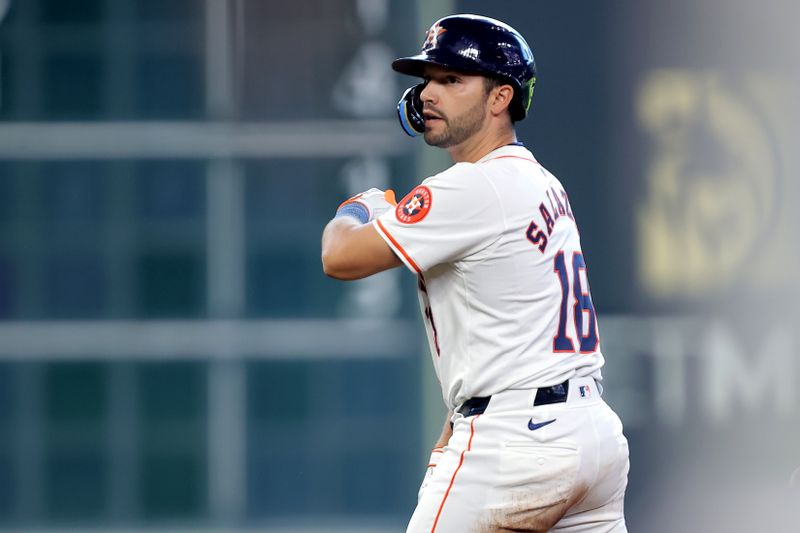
[447,126,517,164]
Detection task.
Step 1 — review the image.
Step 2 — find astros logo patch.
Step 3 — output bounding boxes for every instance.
[423,23,446,51]
[396,186,432,224]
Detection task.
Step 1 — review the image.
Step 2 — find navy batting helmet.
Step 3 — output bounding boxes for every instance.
[393,14,537,135]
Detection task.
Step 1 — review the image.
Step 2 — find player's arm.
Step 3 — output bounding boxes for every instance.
[321,188,402,280]
[321,217,401,280]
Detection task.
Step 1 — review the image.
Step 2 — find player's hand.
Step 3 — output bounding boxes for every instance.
[418,447,444,501]
[335,188,397,224]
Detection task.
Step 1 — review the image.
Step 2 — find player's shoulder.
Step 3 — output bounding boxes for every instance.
[477,144,539,168]
[426,148,530,183]
[423,161,494,191]
[475,144,566,189]
[429,160,485,181]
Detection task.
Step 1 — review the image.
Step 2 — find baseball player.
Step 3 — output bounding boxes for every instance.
[322,14,629,532]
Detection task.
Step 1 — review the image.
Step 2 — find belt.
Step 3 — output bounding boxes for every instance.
[456,380,570,418]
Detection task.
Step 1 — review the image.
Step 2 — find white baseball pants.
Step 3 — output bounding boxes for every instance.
[408,377,629,533]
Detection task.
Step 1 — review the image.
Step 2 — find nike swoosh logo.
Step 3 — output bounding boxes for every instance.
[528,418,557,431]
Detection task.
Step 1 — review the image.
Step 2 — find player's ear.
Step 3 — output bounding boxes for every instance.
[489,84,514,117]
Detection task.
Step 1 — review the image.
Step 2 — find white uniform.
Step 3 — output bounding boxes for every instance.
[373,144,629,532]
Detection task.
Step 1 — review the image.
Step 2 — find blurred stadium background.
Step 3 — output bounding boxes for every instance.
[0,0,797,532]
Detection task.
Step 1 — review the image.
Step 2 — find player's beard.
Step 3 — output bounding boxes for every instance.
[423,97,488,148]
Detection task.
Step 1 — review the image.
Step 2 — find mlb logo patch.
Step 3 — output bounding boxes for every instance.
[579,385,591,398]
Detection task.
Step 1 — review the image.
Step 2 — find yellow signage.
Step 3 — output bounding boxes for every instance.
[636,70,794,297]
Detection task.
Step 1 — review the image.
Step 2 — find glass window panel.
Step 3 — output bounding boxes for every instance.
[244,158,357,318]
[43,364,109,519]
[140,453,205,518]
[247,362,309,423]
[137,0,201,21]
[0,364,15,521]
[342,449,411,514]
[136,55,202,118]
[138,363,206,519]
[45,450,106,519]
[139,362,205,422]
[41,0,105,23]
[0,166,16,223]
[137,161,205,219]
[137,251,204,317]
[42,162,105,224]
[0,55,13,120]
[245,160,344,226]
[304,450,347,514]
[0,454,13,517]
[244,156,418,317]
[0,363,14,423]
[247,450,308,516]
[44,54,104,119]
[45,253,106,318]
[246,358,420,519]
[45,363,106,422]
[246,249,310,317]
[0,256,15,318]
[341,360,411,417]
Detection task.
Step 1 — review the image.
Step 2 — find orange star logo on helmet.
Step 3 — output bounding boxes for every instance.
[422,24,447,50]
[396,186,432,224]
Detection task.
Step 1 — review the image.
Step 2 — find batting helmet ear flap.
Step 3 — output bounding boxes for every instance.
[397,83,426,137]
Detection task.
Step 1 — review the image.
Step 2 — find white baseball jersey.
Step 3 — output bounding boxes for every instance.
[374,144,605,410]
